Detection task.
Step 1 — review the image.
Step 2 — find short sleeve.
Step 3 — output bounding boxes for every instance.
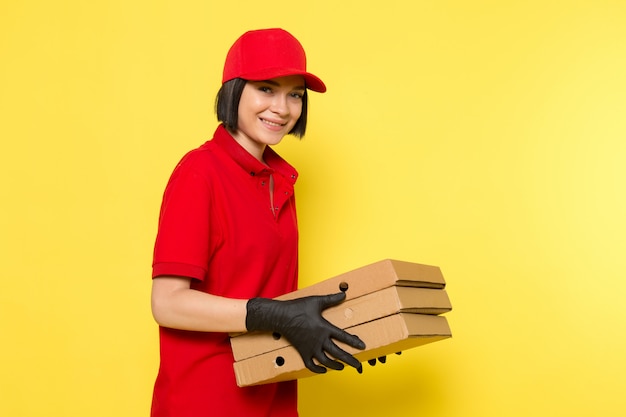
[152,155,212,281]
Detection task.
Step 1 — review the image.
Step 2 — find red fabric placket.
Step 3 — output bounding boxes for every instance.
[254,168,279,219]
[270,174,278,219]
[271,172,294,220]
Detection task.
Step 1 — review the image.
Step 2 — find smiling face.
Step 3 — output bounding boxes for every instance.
[232,75,306,161]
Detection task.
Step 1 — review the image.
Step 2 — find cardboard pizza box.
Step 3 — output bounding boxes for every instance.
[230,286,451,361]
[233,313,451,387]
[274,260,446,303]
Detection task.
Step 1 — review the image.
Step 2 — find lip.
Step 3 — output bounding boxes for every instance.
[260,117,287,131]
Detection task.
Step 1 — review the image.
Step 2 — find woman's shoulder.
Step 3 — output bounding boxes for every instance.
[175,140,220,169]
[163,142,223,191]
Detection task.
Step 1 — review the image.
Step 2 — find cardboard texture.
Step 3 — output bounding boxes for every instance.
[231,286,452,361]
[273,259,446,303]
[233,313,451,387]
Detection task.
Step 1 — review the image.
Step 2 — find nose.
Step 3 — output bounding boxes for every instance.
[269,94,289,116]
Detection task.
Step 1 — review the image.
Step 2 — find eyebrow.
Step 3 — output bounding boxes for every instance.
[258,79,306,90]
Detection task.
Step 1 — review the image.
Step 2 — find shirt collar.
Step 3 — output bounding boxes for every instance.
[212,124,299,184]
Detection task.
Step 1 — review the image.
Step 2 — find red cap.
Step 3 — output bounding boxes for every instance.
[222,28,326,93]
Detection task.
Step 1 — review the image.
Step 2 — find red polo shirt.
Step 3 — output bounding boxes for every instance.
[151,124,299,417]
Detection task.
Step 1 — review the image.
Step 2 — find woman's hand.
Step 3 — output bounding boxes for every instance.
[246,292,366,374]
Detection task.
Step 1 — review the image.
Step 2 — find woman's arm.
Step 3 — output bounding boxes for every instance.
[151,276,248,333]
[152,275,366,373]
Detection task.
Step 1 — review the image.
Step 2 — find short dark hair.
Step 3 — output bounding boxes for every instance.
[215,78,309,138]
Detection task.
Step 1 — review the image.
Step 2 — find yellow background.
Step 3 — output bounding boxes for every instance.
[1,1,625,416]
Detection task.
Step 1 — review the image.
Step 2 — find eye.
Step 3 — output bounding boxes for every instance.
[290,91,304,99]
[259,86,273,93]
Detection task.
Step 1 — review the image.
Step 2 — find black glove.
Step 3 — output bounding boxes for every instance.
[246,292,366,374]
[367,352,401,367]
[368,356,387,366]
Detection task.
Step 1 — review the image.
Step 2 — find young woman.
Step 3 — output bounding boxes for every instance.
[150,28,365,417]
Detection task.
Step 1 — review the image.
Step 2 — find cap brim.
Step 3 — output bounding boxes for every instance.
[239,68,326,93]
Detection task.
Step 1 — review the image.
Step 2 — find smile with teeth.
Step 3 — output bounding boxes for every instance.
[260,118,286,127]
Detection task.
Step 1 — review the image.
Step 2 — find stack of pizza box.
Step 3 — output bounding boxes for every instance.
[230,259,452,387]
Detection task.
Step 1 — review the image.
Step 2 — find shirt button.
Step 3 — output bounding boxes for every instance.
[261,181,266,186]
